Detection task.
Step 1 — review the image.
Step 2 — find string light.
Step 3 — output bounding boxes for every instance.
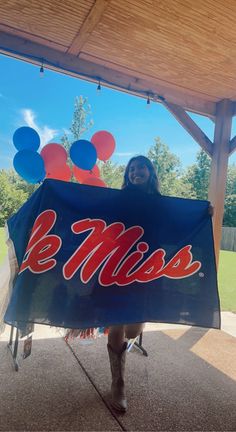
[97,79,101,93]
[40,60,44,76]
[146,94,151,107]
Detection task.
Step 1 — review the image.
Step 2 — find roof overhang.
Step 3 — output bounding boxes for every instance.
[1,0,236,118]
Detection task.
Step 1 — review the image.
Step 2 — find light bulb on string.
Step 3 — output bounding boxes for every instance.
[97,79,101,94]
[146,94,151,108]
[39,60,44,77]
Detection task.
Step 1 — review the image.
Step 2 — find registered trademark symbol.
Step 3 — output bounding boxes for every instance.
[199,272,204,278]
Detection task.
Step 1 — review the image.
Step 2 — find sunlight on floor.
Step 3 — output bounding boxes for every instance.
[190,329,236,381]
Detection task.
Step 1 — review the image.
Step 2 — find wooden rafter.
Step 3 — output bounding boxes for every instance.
[162,100,213,156]
[67,0,110,56]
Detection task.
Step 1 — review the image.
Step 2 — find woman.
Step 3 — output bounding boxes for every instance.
[107,155,160,413]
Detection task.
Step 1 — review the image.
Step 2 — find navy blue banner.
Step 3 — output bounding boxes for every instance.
[5,179,220,330]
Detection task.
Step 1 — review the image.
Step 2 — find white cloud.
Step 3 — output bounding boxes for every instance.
[22,109,36,128]
[21,108,58,147]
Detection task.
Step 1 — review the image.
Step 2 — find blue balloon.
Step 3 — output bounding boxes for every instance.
[13,150,46,184]
[13,127,40,151]
[70,140,97,170]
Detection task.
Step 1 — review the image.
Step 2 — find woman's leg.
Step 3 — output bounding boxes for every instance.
[108,323,145,349]
[108,325,125,352]
[107,325,127,412]
[124,323,145,339]
[107,323,145,412]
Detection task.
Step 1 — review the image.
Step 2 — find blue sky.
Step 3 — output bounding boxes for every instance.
[1,54,236,171]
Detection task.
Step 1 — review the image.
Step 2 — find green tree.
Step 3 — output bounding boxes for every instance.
[99,161,125,189]
[223,194,236,226]
[183,150,211,200]
[183,151,236,226]
[0,170,28,226]
[225,164,236,196]
[61,96,93,154]
[171,177,197,199]
[61,95,94,180]
[223,164,236,226]
[147,137,186,196]
[60,95,124,189]
[6,169,39,196]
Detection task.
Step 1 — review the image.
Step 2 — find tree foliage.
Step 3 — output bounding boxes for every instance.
[224,164,236,226]
[61,95,94,177]
[0,170,30,226]
[147,137,194,197]
[148,137,181,193]
[183,150,211,200]
[99,161,125,189]
[223,194,236,227]
[61,96,93,154]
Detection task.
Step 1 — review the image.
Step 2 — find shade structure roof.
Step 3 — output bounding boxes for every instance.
[1,0,236,117]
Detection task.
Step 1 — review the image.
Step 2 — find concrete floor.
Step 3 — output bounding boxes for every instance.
[0,316,235,431]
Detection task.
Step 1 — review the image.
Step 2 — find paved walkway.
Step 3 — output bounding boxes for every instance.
[0,314,235,431]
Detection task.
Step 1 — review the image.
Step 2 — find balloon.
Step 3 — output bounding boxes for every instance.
[70,140,97,170]
[13,150,45,184]
[82,176,107,188]
[46,164,71,182]
[73,164,100,183]
[13,127,40,151]
[41,143,67,169]
[91,131,115,161]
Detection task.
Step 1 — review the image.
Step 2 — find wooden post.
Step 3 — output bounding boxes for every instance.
[208,99,233,268]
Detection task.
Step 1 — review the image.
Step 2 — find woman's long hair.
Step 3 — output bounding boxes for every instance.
[122,155,160,194]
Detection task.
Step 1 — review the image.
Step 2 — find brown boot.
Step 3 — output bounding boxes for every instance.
[107,342,128,412]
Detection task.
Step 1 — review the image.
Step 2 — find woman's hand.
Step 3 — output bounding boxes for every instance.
[208,204,214,216]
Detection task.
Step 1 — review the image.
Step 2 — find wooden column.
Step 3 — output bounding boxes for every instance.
[208,99,233,267]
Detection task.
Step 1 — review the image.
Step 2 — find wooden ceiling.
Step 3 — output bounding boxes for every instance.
[1,0,236,116]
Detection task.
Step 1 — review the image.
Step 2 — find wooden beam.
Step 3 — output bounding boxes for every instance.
[67,0,110,56]
[162,100,213,156]
[80,52,217,117]
[0,31,216,117]
[229,135,236,155]
[0,23,66,51]
[208,99,233,268]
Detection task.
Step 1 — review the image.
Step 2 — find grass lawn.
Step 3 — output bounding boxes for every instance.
[218,250,236,312]
[0,227,235,311]
[0,227,7,265]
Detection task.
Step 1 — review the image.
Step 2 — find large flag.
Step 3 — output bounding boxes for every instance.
[4,179,220,330]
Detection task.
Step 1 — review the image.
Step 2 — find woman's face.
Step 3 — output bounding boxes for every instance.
[128,159,150,188]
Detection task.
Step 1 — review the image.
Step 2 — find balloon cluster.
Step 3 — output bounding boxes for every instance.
[13,127,45,183]
[12,127,116,187]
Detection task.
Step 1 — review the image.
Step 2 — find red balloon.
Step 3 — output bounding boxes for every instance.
[46,164,71,182]
[91,131,115,162]
[40,143,68,169]
[73,164,100,183]
[82,176,107,188]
